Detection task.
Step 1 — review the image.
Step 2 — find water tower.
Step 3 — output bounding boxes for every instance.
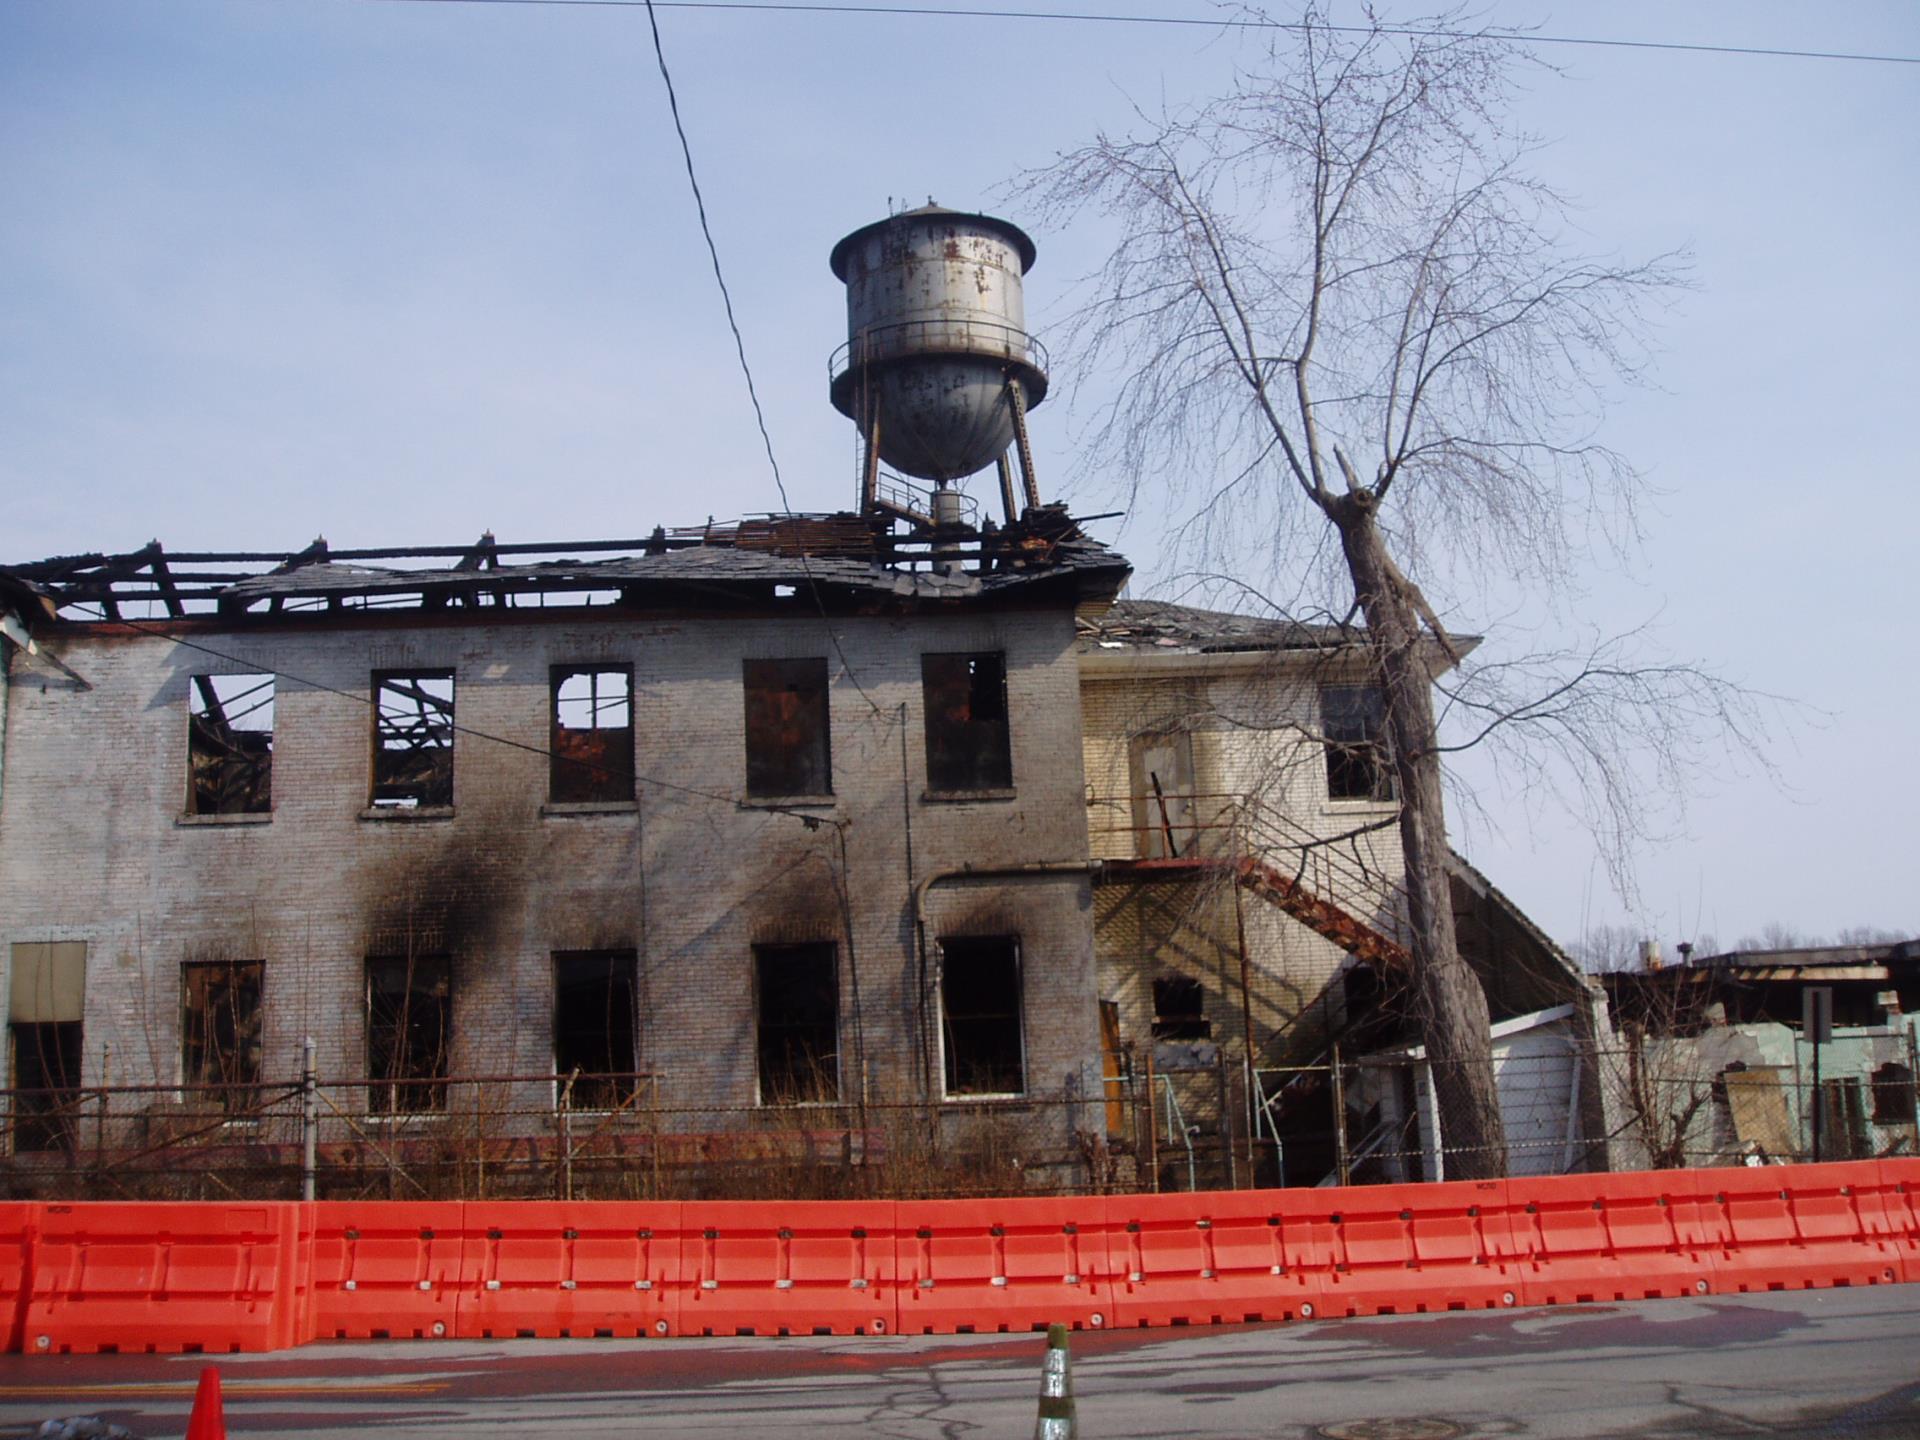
[828,204,1050,530]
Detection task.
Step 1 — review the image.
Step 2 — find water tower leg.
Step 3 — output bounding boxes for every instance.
[860,409,884,514]
[995,453,1020,529]
[1007,378,1042,513]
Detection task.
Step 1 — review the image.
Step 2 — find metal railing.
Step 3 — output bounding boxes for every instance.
[829,319,1048,388]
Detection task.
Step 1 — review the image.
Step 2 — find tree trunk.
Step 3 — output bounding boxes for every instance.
[1330,490,1508,1179]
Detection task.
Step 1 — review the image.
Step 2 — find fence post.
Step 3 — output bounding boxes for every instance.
[301,1036,317,1203]
[1215,1051,1236,1190]
[1142,1041,1159,1193]
[1330,1043,1350,1189]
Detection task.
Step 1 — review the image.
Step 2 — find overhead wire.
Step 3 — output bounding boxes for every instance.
[340,0,1920,68]
[636,0,888,717]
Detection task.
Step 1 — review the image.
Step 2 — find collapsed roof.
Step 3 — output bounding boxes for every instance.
[0,508,1130,627]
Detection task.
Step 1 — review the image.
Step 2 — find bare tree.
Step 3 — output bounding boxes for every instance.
[1015,7,1742,1177]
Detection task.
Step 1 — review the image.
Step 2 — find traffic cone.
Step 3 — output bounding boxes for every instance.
[184,1365,226,1440]
[1033,1322,1075,1439]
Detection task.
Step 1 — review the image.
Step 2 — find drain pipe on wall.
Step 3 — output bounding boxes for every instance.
[912,861,1106,1096]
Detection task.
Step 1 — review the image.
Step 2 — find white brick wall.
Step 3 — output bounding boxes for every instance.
[0,606,1100,1123]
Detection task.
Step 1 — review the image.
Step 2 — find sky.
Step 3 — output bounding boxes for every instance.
[2,0,1916,953]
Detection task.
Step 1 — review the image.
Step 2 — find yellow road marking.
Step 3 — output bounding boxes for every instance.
[0,1382,448,1398]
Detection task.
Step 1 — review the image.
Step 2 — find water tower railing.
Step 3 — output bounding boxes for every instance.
[829,319,1048,387]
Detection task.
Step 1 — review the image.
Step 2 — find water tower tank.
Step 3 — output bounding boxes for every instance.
[829,205,1049,485]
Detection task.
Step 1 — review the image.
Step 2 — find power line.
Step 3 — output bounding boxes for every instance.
[636,0,886,716]
[343,0,1920,68]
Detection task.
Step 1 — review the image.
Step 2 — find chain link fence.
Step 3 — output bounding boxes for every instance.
[3,1036,1913,1200]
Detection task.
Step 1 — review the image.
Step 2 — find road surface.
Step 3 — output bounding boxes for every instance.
[1,1285,1914,1437]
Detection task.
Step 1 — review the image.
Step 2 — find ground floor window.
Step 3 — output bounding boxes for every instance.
[754,943,838,1103]
[941,936,1024,1096]
[183,961,263,1109]
[366,956,450,1113]
[553,950,638,1109]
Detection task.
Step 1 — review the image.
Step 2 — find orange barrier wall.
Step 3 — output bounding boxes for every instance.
[9,1159,1916,1355]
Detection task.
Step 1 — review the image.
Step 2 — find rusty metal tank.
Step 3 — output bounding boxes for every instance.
[828,205,1049,483]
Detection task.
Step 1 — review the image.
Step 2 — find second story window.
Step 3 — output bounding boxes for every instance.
[188,674,274,815]
[372,671,455,809]
[922,652,1012,792]
[743,658,832,798]
[551,666,634,804]
[1321,684,1394,803]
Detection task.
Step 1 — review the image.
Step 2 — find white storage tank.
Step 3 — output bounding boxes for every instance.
[828,205,1050,484]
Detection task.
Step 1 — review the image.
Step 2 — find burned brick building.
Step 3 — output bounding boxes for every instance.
[0,516,1131,1192]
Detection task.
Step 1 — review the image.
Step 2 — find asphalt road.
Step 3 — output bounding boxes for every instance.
[1,1286,1915,1439]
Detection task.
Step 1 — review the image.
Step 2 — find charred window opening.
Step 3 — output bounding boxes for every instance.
[941,936,1024,1096]
[372,671,455,809]
[1872,1062,1915,1125]
[9,942,85,1153]
[1151,976,1211,1040]
[1322,685,1395,802]
[553,950,638,1109]
[182,961,263,1109]
[366,956,450,1114]
[922,652,1012,792]
[189,674,274,815]
[551,666,634,803]
[743,658,832,798]
[754,943,839,1103]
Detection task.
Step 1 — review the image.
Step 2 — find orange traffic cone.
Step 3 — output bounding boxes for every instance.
[184,1365,226,1440]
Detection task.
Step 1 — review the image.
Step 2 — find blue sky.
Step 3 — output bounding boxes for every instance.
[3,0,1916,949]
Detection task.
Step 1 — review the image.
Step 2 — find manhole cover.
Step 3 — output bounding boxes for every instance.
[1318,1422,1464,1440]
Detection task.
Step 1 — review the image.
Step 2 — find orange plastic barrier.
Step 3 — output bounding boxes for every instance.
[7,1162,1918,1355]
[0,1204,35,1354]
[24,1202,306,1354]
[461,1201,678,1339]
[307,1202,464,1341]
[1704,1161,1903,1294]
[1108,1191,1319,1327]
[1511,1169,1721,1306]
[895,1198,1113,1334]
[676,1201,895,1337]
[1875,1157,1920,1284]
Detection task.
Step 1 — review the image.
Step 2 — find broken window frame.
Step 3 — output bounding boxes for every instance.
[1150,975,1212,1040]
[922,652,1013,793]
[550,665,635,805]
[1871,1062,1916,1126]
[371,670,456,810]
[552,950,639,1111]
[742,658,833,799]
[365,955,451,1115]
[181,961,264,1112]
[1321,684,1395,803]
[939,935,1025,1097]
[753,942,840,1104]
[187,674,275,816]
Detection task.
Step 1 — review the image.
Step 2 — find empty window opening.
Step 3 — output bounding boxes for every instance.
[366,956,450,1113]
[10,942,86,1153]
[189,674,274,815]
[1152,976,1211,1040]
[183,961,263,1110]
[923,652,1012,792]
[1128,730,1196,858]
[755,943,839,1103]
[372,671,455,808]
[743,658,832,798]
[1322,685,1394,802]
[553,950,638,1109]
[941,936,1024,1095]
[551,666,634,803]
[1872,1063,1915,1125]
